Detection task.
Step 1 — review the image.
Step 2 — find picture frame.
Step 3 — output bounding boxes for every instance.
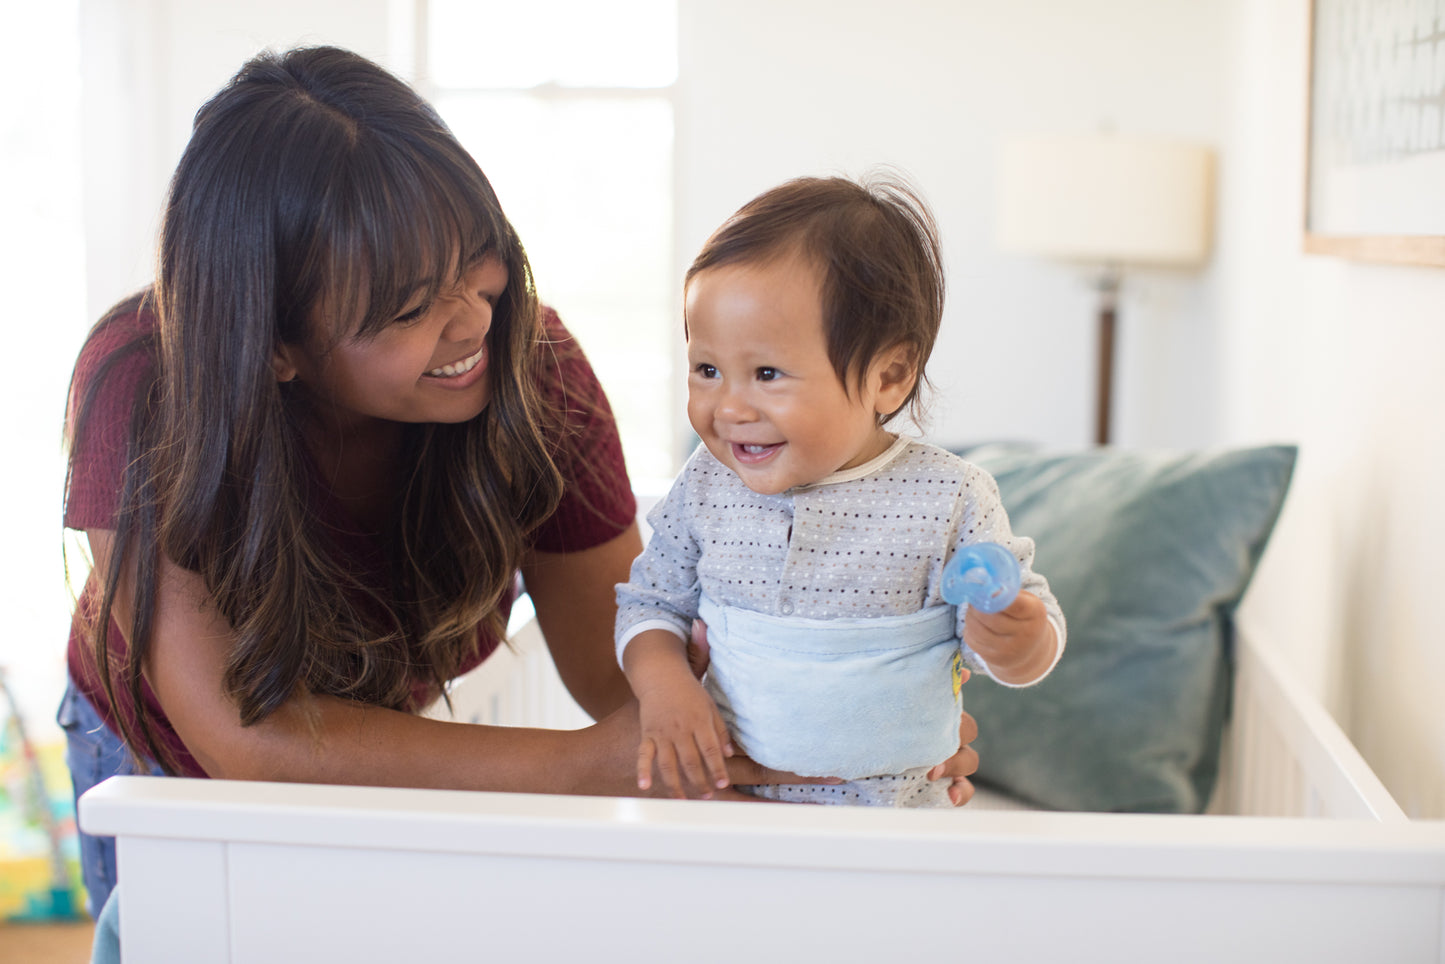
[1303,0,1445,267]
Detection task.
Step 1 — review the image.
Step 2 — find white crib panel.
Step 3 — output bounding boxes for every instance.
[82,777,1445,963]
[118,836,230,960]
[213,839,1437,963]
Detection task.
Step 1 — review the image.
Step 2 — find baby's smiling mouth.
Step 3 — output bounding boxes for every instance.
[732,442,782,463]
[426,343,487,378]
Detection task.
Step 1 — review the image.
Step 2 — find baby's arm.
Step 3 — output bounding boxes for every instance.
[950,462,1066,687]
[621,628,733,798]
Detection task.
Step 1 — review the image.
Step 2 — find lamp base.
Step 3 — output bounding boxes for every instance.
[1095,270,1120,447]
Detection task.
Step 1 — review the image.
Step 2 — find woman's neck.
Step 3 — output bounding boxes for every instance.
[301,413,406,531]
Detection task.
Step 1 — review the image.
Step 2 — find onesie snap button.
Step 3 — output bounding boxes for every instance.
[780,599,795,615]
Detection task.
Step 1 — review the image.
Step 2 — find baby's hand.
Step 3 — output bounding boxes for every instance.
[962,589,1057,686]
[636,677,734,798]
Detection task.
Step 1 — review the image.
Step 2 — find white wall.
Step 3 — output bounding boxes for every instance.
[80,0,401,321]
[69,0,1445,818]
[676,0,1231,450]
[1215,0,1445,819]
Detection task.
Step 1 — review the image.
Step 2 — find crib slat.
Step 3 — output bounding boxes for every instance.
[1226,624,1406,821]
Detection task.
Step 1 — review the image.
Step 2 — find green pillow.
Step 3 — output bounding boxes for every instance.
[957,442,1297,813]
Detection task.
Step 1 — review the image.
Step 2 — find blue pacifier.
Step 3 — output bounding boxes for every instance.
[940,542,1021,614]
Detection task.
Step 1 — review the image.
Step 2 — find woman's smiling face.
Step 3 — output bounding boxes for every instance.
[276,256,509,434]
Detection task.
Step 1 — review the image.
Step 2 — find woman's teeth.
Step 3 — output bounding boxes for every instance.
[428,345,486,378]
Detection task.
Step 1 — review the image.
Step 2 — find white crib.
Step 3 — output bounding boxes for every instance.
[80,603,1445,963]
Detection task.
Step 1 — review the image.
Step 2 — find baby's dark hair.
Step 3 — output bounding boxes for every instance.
[684,172,945,424]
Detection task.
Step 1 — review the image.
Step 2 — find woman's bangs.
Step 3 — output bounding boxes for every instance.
[349,144,507,337]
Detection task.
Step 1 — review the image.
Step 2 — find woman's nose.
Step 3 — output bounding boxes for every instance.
[442,289,492,343]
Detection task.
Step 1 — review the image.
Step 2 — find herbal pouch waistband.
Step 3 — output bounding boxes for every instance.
[699,596,962,780]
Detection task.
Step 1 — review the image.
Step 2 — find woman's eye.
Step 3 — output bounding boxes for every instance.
[393,302,431,327]
[757,367,780,381]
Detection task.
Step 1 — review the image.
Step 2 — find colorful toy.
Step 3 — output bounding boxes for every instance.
[0,667,83,921]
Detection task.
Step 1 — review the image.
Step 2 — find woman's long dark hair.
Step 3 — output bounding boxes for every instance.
[66,46,565,771]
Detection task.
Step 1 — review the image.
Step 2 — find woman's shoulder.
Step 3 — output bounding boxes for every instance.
[71,292,159,397]
[532,306,608,404]
[65,292,161,532]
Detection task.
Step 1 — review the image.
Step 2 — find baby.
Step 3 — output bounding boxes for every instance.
[615,174,1065,806]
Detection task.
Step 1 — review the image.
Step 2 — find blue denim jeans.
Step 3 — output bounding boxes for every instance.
[56,680,164,918]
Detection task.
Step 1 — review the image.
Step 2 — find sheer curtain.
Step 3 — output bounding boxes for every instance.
[0,1,87,738]
[425,0,682,483]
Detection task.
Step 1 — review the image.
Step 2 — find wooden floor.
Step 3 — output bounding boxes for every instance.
[0,920,96,962]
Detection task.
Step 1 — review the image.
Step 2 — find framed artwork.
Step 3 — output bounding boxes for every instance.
[1304,0,1445,266]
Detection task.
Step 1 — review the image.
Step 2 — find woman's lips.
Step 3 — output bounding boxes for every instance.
[426,343,487,378]
[422,343,488,389]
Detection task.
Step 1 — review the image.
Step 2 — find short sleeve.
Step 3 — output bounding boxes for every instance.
[64,307,157,532]
[528,308,637,553]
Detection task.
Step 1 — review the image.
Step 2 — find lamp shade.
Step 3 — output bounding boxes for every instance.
[995,134,1214,267]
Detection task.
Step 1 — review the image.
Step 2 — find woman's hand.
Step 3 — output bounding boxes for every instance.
[927,698,980,806]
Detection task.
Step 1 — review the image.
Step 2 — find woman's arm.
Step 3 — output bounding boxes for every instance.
[88,528,645,795]
[520,521,643,720]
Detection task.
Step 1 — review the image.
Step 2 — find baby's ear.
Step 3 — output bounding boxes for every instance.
[872,343,918,415]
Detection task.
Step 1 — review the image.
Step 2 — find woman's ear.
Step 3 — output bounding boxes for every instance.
[271,344,300,383]
[872,343,918,415]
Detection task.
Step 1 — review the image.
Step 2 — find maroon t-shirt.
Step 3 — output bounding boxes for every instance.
[65,303,636,776]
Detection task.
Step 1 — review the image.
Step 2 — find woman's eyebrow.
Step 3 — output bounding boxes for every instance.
[393,278,436,308]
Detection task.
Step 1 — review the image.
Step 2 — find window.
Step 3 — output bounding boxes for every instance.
[1,0,86,737]
[420,0,680,483]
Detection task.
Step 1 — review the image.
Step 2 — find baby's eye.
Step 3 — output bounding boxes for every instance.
[694,363,718,379]
[756,367,781,382]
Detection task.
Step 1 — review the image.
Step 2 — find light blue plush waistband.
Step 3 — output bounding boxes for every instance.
[699,596,963,780]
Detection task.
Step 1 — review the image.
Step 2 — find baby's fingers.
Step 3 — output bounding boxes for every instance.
[650,741,691,799]
[637,739,659,792]
[672,736,725,798]
[693,728,733,792]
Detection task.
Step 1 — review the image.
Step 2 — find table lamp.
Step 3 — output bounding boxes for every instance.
[995,133,1214,445]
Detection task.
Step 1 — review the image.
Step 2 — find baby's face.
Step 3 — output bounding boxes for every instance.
[684,253,896,495]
